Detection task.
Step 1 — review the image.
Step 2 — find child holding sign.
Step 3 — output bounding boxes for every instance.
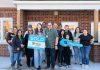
[63,35,72,68]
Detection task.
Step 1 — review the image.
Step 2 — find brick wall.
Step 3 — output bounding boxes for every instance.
[0,44,9,56]
[20,10,24,29]
[24,10,94,33]
[0,9,100,60]
[0,9,100,62]
[23,10,100,62]
[90,45,100,62]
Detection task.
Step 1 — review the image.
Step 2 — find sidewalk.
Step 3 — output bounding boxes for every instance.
[0,57,100,70]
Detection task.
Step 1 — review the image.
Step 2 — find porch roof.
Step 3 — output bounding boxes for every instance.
[13,1,100,10]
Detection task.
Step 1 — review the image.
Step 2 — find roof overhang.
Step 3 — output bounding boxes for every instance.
[13,1,100,10]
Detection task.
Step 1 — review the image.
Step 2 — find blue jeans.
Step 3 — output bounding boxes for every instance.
[74,47,82,63]
[8,45,13,64]
[12,51,21,67]
[81,45,91,65]
[34,49,44,68]
[19,51,23,64]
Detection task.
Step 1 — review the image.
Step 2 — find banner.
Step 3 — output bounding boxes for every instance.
[27,35,46,50]
[60,38,83,47]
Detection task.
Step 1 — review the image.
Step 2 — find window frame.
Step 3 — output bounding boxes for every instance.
[61,21,79,34]
[0,18,13,44]
[28,21,43,30]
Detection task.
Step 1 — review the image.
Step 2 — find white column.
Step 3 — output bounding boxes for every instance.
[98,23,100,43]
[94,10,99,42]
[17,10,21,29]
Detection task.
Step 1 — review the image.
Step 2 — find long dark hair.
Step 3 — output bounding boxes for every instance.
[35,23,43,34]
[59,29,66,38]
[16,29,23,39]
[74,27,81,36]
[28,28,33,34]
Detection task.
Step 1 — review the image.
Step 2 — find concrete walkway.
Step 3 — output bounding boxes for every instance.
[0,57,100,70]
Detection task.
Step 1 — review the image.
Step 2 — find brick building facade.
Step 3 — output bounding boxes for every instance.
[0,0,100,62]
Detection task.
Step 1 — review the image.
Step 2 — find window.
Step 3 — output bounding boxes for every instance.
[0,18,13,43]
[28,21,43,30]
[61,22,78,34]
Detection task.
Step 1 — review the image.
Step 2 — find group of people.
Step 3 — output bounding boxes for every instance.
[6,22,94,70]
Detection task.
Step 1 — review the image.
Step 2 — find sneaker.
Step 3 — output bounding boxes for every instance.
[44,66,50,69]
[85,65,89,69]
[82,64,85,68]
[66,65,68,68]
[37,68,40,70]
[80,63,82,65]
[19,64,22,66]
[79,62,82,65]
[62,63,67,66]
[17,65,21,70]
[11,67,15,70]
[61,66,66,70]
[51,65,55,69]
[51,67,55,70]
[74,61,78,64]
[75,63,77,64]
[27,65,30,67]
[68,65,71,68]
[58,63,62,67]
[39,66,41,70]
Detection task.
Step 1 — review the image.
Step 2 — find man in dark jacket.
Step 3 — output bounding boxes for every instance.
[64,25,73,41]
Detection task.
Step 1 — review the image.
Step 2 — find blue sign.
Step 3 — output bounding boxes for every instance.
[27,35,46,50]
[60,38,83,47]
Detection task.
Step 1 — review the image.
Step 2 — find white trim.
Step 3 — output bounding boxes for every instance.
[1,18,3,41]
[0,19,1,41]
[98,23,100,43]
[91,22,94,37]
[13,1,100,10]
[13,1,100,4]
[17,4,100,10]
